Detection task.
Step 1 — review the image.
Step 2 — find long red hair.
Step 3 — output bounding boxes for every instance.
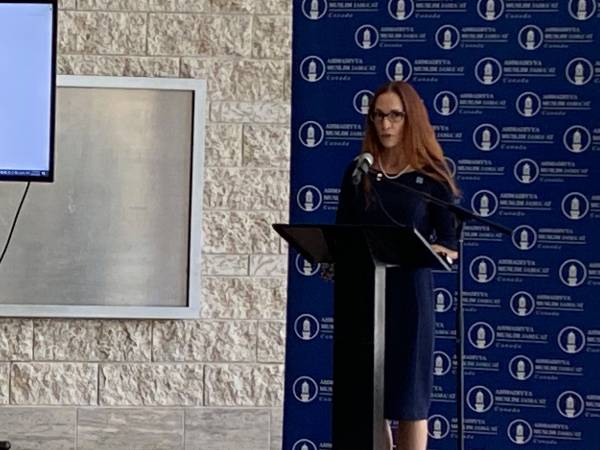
[361,81,459,196]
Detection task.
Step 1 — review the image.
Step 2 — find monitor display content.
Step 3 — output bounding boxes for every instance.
[0,1,56,182]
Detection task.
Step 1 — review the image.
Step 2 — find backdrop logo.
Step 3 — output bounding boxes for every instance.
[428,415,450,439]
[471,190,498,217]
[569,0,597,20]
[475,57,502,85]
[469,322,495,349]
[563,125,591,153]
[467,385,494,413]
[518,25,543,50]
[292,376,318,403]
[470,256,496,283]
[558,326,586,354]
[298,121,324,148]
[514,158,539,184]
[296,185,323,212]
[433,287,453,313]
[295,254,320,276]
[557,391,585,418]
[512,225,537,251]
[299,56,326,82]
[355,25,379,50]
[565,58,593,85]
[293,439,317,450]
[561,192,589,220]
[507,419,532,445]
[434,91,458,116]
[386,57,412,81]
[509,355,534,380]
[294,314,320,340]
[559,259,587,287]
[473,124,500,151]
[388,0,414,20]
[435,25,460,50]
[516,92,541,117]
[353,90,374,114]
[301,0,327,20]
[433,351,452,376]
[477,0,504,20]
[510,291,535,317]
[445,157,456,176]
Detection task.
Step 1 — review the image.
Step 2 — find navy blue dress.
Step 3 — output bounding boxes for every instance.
[335,164,457,420]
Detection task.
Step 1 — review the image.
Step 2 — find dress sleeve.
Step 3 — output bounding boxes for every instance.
[335,164,360,224]
[429,180,458,250]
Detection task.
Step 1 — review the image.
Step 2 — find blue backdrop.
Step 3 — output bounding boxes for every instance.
[284,1,600,448]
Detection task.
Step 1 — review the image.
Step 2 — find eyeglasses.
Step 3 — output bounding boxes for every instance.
[369,110,406,123]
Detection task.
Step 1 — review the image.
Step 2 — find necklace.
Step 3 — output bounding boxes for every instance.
[379,161,412,180]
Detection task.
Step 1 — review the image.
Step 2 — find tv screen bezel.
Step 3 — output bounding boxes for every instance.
[0,0,57,183]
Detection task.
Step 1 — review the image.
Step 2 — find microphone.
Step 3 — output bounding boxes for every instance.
[352,153,374,185]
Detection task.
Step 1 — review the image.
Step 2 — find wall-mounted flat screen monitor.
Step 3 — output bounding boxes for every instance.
[0,0,57,182]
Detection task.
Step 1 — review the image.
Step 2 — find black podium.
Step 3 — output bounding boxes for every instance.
[274,223,451,450]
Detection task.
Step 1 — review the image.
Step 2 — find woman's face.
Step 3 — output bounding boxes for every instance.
[371,91,405,150]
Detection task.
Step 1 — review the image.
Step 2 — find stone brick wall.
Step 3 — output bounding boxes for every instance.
[0,0,291,448]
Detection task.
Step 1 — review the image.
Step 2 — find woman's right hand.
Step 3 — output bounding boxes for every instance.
[320,262,335,282]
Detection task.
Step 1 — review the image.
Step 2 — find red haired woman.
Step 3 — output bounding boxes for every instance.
[335,81,459,450]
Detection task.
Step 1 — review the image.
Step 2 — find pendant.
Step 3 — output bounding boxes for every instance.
[376,172,383,181]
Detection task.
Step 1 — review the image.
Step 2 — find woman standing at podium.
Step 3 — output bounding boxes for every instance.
[335,81,459,450]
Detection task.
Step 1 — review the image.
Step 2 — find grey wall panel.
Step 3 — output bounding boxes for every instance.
[0,76,205,318]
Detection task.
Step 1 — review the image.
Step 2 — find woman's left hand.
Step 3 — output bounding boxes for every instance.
[431,244,458,263]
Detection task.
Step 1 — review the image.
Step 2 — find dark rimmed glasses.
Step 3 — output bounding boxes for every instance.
[369,110,406,123]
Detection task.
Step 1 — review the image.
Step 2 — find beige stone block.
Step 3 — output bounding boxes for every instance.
[253,16,291,59]
[58,11,146,55]
[148,14,251,57]
[243,125,290,168]
[78,408,184,450]
[181,58,232,101]
[153,320,257,362]
[123,56,181,76]
[185,408,269,450]
[0,319,32,361]
[58,55,180,77]
[77,0,148,10]
[205,364,283,406]
[182,58,286,102]
[260,0,290,14]
[210,101,290,124]
[257,321,285,363]
[205,123,243,167]
[0,363,8,405]
[11,363,97,405]
[0,407,76,450]
[270,407,283,450]
[202,211,284,254]
[59,0,76,8]
[99,363,203,405]
[204,168,288,210]
[249,255,287,277]
[201,277,285,319]
[58,54,126,75]
[279,237,288,254]
[283,60,291,102]
[233,60,286,102]
[34,319,151,362]
[202,254,248,275]
[148,0,208,12]
[210,0,253,13]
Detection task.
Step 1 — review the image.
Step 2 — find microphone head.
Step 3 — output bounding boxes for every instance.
[352,152,374,185]
[354,152,374,166]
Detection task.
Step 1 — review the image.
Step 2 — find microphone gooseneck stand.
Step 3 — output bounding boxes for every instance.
[372,176,512,450]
